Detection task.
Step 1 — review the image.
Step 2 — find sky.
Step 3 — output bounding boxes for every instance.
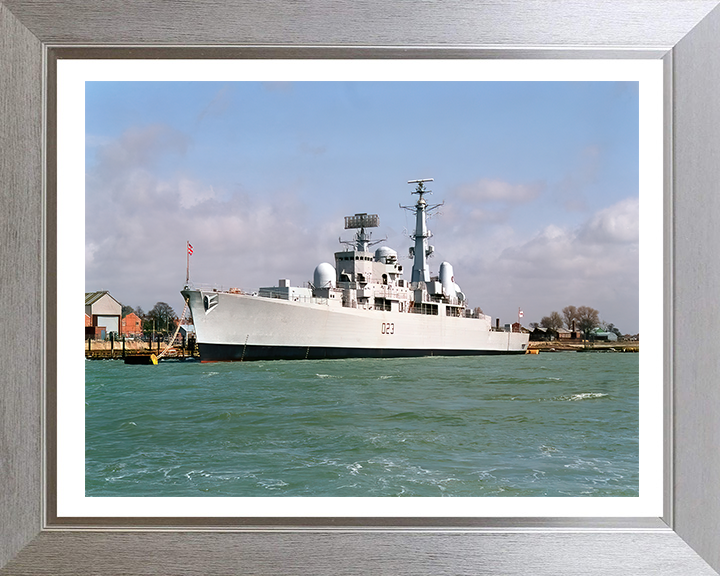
[85,80,641,333]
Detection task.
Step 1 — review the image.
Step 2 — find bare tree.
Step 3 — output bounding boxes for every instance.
[540,311,563,330]
[576,305,600,337]
[562,305,579,330]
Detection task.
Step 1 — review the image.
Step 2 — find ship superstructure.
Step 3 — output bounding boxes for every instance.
[182,179,529,361]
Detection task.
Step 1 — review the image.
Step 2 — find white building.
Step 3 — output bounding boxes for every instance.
[85,291,122,335]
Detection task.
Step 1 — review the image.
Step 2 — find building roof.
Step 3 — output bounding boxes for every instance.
[85,291,120,307]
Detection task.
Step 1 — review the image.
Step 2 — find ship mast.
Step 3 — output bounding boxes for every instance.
[402,179,443,284]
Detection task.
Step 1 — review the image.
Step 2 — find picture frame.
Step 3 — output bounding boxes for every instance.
[2,1,719,574]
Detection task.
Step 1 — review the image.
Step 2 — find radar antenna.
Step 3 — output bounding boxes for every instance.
[407,178,434,197]
[340,212,384,252]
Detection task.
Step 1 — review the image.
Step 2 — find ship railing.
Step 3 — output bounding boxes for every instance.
[379,287,411,300]
[187,284,330,305]
[408,302,440,316]
[258,290,329,305]
[185,283,248,294]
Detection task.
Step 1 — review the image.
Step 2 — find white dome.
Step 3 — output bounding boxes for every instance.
[440,262,461,299]
[313,262,336,289]
[374,246,398,263]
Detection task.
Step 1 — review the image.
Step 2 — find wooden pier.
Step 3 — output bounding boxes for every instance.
[85,339,199,361]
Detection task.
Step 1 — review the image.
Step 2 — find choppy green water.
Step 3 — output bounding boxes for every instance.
[85,353,638,497]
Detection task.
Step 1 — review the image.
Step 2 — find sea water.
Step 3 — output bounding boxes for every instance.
[85,353,639,497]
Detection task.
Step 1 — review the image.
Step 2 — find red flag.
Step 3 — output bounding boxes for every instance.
[187,242,194,256]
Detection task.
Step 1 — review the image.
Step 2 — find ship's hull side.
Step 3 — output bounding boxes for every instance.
[198,343,528,362]
[183,289,529,362]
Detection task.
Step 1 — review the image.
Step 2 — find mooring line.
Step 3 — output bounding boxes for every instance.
[158,298,190,359]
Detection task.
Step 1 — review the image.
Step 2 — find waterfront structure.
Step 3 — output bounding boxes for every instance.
[85,291,122,336]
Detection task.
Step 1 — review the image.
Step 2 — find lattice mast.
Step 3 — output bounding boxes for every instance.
[401,179,443,284]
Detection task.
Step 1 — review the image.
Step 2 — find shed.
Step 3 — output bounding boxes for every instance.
[178,324,194,338]
[530,326,553,341]
[556,328,574,340]
[85,291,122,334]
[591,330,618,342]
[178,324,196,348]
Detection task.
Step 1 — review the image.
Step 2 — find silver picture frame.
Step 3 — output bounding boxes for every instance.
[2,1,720,574]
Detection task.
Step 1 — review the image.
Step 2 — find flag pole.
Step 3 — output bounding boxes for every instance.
[186,241,190,285]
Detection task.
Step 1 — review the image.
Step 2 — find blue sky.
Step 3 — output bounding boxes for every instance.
[86,80,640,332]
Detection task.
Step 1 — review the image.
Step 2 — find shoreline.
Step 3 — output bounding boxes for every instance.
[528,340,639,352]
[83,338,638,360]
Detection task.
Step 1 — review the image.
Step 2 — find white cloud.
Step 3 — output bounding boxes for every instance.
[85,241,100,268]
[483,197,639,330]
[172,178,217,209]
[93,124,189,174]
[421,197,639,332]
[579,197,639,244]
[85,125,338,313]
[454,178,544,204]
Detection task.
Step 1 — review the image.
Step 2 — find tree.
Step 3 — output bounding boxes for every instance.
[540,311,563,331]
[562,305,579,330]
[121,304,135,317]
[602,321,624,340]
[576,306,600,338]
[145,302,178,337]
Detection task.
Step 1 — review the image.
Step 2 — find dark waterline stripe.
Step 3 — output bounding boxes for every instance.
[199,343,528,362]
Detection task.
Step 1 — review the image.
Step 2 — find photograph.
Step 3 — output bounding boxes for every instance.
[82,77,646,499]
[4,2,720,575]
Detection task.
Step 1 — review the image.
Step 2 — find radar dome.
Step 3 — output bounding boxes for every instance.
[440,262,462,299]
[313,262,336,289]
[374,246,398,264]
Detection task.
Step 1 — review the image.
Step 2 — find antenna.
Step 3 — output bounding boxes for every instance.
[341,213,382,252]
[344,213,379,229]
[408,178,434,199]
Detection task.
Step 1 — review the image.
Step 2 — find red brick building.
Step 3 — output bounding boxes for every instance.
[121,312,143,336]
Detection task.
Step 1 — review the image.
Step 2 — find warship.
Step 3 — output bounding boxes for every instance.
[182,179,529,361]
